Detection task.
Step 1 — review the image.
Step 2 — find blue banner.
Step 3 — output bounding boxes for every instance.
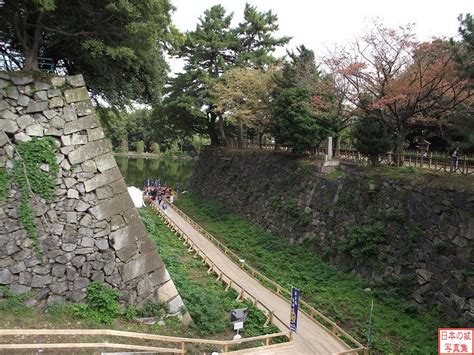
[290,287,300,332]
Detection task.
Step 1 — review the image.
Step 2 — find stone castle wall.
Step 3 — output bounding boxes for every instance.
[0,73,184,314]
[190,148,474,324]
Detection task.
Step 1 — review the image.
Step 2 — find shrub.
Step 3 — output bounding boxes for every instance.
[352,118,393,166]
[136,141,145,154]
[73,282,120,325]
[151,143,160,154]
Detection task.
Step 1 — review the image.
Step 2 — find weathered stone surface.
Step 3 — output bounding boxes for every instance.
[89,192,134,221]
[26,101,49,113]
[64,87,89,103]
[17,94,30,107]
[0,100,9,111]
[84,167,122,192]
[48,89,62,98]
[73,277,89,290]
[2,109,17,120]
[31,275,52,288]
[115,244,137,262]
[94,153,117,172]
[168,295,186,314]
[64,114,100,135]
[51,264,67,278]
[11,76,33,85]
[0,118,18,133]
[68,139,110,165]
[121,251,164,282]
[62,106,77,122]
[51,77,66,87]
[0,130,8,147]
[74,101,94,116]
[45,128,62,136]
[95,238,109,251]
[67,74,86,87]
[150,267,170,287]
[11,284,32,294]
[17,115,34,129]
[6,86,19,100]
[26,123,44,136]
[34,90,48,101]
[81,160,97,173]
[137,276,153,297]
[88,127,105,141]
[49,96,64,108]
[67,189,79,199]
[0,269,12,284]
[14,132,32,142]
[110,225,137,251]
[156,280,179,304]
[71,133,88,145]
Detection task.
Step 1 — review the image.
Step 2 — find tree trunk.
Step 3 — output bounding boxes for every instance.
[218,116,228,146]
[207,115,220,146]
[258,132,264,148]
[21,12,44,71]
[238,119,244,148]
[394,133,406,166]
[24,50,39,71]
[336,135,341,157]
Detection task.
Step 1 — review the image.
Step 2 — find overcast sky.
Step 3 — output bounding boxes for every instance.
[169,0,472,73]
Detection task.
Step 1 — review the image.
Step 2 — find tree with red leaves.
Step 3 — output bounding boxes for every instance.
[326,21,472,163]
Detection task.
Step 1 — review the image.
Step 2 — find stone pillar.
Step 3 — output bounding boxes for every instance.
[326,136,333,161]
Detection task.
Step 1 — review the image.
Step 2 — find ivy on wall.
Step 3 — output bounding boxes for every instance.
[2,137,59,255]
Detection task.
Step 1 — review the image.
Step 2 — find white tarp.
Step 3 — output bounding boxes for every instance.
[128,186,144,208]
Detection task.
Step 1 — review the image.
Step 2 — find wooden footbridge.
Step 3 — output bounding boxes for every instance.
[149,199,368,354]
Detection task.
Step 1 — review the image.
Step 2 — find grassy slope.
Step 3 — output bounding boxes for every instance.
[139,207,280,340]
[176,193,448,354]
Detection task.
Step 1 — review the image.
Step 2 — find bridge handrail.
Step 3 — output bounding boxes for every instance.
[147,200,292,341]
[162,199,366,353]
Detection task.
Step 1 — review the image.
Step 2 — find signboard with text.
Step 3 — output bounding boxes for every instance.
[290,287,300,332]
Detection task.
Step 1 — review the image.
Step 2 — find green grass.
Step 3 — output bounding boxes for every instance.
[139,207,281,339]
[175,192,449,354]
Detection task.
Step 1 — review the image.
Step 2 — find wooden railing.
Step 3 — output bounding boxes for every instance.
[147,199,292,352]
[0,328,291,354]
[157,199,367,354]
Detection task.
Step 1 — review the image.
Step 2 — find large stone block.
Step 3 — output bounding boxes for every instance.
[26,101,49,113]
[66,74,86,87]
[0,118,18,133]
[117,243,138,262]
[64,114,100,135]
[121,251,164,282]
[94,153,117,172]
[89,192,134,221]
[84,167,122,192]
[68,139,110,165]
[156,280,179,304]
[110,219,148,249]
[64,87,90,103]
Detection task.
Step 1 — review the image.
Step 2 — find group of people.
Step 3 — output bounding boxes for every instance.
[143,178,178,213]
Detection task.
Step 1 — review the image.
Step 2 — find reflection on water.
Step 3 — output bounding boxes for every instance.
[115,156,195,189]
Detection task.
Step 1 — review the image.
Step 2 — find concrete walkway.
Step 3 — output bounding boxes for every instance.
[162,204,352,355]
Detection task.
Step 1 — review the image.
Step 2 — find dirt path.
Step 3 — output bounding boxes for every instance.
[163,205,351,355]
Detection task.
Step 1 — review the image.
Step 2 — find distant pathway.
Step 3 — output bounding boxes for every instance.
[159,202,351,355]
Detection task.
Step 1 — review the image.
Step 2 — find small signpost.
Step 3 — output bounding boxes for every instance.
[290,287,300,333]
[230,308,248,340]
